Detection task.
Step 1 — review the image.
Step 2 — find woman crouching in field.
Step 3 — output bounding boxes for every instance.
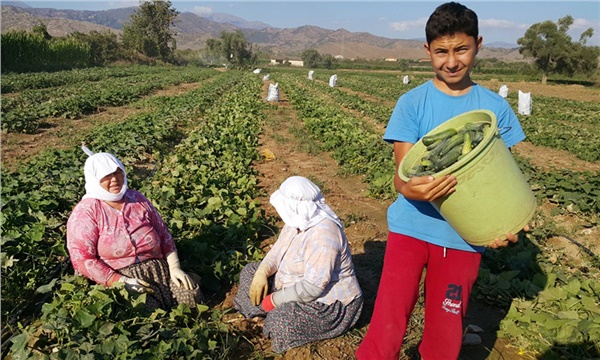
[233,176,363,353]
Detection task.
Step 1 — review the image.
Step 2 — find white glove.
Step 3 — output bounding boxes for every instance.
[166,252,193,290]
[249,264,270,306]
[122,276,154,294]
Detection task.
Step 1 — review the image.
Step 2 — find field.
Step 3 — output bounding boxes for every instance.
[1,65,599,359]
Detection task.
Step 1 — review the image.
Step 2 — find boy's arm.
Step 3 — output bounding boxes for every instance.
[394,142,530,248]
[393,141,457,201]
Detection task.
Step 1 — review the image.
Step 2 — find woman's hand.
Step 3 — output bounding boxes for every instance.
[488,224,530,249]
[170,267,194,290]
[122,276,154,294]
[400,174,457,202]
[249,267,269,306]
[166,252,194,290]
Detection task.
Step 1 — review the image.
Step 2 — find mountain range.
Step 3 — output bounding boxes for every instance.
[0,2,524,62]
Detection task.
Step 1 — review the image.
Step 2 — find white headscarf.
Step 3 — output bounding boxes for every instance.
[269,176,342,231]
[81,144,128,202]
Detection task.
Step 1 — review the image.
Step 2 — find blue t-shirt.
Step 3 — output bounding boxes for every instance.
[383,80,526,252]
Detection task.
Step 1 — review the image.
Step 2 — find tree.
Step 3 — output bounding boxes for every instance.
[32,21,52,40]
[121,0,179,61]
[69,31,121,66]
[321,54,336,69]
[204,31,257,69]
[517,15,599,84]
[301,49,322,68]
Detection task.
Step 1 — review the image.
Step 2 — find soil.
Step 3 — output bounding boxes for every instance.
[2,75,598,360]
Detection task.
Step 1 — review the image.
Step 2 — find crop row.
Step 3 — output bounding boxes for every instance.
[509,95,600,162]
[1,67,218,133]
[289,72,393,124]
[1,64,180,94]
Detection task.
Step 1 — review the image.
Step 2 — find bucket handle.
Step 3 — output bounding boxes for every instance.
[498,126,512,136]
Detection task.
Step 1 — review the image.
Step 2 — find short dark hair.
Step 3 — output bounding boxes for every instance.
[425,2,478,44]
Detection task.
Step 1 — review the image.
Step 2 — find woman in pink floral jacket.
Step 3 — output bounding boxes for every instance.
[66,145,203,310]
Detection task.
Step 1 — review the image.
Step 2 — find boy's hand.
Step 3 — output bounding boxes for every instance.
[401,174,457,202]
[488,224,530,249]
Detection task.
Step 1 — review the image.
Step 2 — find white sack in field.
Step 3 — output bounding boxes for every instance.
[266,83,280,102]
[329,74,337,87]
[518,90,532,115]
[498,85,509,98]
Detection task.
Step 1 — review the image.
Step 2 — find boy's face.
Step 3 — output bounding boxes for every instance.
[425,32,482,92]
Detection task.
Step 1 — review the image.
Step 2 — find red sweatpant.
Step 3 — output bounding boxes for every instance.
[355,232,481,360]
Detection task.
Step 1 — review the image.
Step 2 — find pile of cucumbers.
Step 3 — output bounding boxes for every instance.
[407,121,490,177]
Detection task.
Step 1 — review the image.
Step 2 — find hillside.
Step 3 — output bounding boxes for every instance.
[0,6,119,37]
[0,5,524,61]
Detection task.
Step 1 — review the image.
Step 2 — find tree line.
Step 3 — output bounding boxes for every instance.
[1,0,257,74]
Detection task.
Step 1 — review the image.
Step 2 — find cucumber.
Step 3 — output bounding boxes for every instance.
[432,137,450,156]
[422,128,457,146]
[438,133,465,156]
[426,138,444,151]
[464,122,488,131]
[461,131,472,155]
[433,145,462,171]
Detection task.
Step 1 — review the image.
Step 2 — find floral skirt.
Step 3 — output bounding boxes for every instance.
[234,262,363,353]
[119,258,203,310]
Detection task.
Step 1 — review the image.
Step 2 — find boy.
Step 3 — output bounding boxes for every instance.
[355,2,529,359]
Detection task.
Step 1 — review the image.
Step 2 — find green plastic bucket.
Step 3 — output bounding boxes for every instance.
[398,109,536,246]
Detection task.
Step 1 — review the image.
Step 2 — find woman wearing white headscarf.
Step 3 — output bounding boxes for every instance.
[66,145,203,310]
[233,176,363,353]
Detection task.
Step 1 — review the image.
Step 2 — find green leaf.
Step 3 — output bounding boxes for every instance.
[196,304,209,314]
[539,287,567,301]
[557,311,580,320]
[543,318,573,330]
[208,339,217,350]
[74,309,96,328]
[9,333,29,353]
[98,323,116,336]
[61,282,77,292]
[498,270,521,281]
[555,324,578,344]
[564,279,581,295]
[36,278,57,294]
[27,223,45,241]
[581,296,600,314]
[1,252,19,269]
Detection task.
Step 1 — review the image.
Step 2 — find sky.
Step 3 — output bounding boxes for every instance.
[14,1,600,46]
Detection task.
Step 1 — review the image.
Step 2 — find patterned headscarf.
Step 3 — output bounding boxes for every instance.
[269,176,342,231]
[81,144,128,202]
